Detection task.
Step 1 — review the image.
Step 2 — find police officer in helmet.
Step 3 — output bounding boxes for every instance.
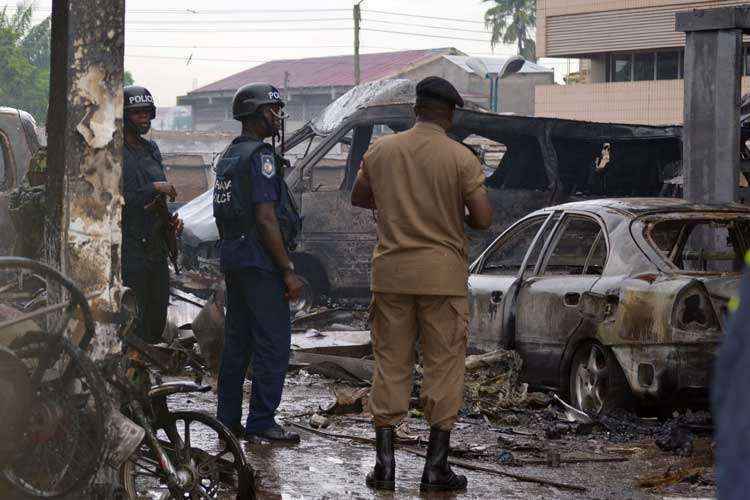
[122,85,182,344]
[214,82,303,443]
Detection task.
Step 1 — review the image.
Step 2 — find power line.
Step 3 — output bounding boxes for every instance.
[128,27,352,33]
[0,5,351,13]
[132,8,350,14]
[126,54,269,63]
[127,44,398,50]
[362,28,490,43]
[365,9,485,25]
[363,18,489,35]
[124,18,351,25]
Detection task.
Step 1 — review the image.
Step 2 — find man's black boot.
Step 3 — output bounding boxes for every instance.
[366,426,395,490]
[420,427,467,492]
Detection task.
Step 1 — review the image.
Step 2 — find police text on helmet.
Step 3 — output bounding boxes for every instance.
[129,95,154,105]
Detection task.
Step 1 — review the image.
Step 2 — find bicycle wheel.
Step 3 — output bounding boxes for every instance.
[0,257,96,351]
[120,410,255,499]
[2,332,108,498]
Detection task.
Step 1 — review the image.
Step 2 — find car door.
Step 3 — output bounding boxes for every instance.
[515,213,608,388]
[468,213,557,352]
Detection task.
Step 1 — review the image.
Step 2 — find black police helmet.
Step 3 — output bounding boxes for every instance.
[232,83,284,121]
[124,85,156,120]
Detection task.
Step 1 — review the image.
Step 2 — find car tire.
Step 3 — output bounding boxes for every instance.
[568,341,632,417]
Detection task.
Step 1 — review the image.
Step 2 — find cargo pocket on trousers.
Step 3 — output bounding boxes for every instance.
[448,297,469,346]
[367,295,379,349]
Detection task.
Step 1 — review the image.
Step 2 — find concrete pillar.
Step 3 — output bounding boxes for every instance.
[677,6,750,203]
[47,0,126,358]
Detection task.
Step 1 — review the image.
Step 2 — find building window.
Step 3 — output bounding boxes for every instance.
[607,49,687,82]
[612,54,632,82]
[744,47,750,77]
[634,53,655,81]
[656,51,680,80]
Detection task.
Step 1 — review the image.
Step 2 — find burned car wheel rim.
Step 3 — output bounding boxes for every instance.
[574,343,609,415]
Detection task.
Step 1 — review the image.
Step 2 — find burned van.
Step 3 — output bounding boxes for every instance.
[180,80,683,302]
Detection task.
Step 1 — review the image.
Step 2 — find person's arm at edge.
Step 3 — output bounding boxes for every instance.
[465,187,493,230]
[351,160,376,209]
[462,154,493,230]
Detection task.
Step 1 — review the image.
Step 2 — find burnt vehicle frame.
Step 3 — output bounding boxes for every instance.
[181,88,684,301]
[0,108,44,257]
[467,198,749,414]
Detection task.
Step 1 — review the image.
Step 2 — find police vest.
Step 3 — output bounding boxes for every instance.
[212,137,301,250]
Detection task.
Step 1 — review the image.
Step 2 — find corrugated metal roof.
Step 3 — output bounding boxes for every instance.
[444,55,553,75]
[189,48,457,95]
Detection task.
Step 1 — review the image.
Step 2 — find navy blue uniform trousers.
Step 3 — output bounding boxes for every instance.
[217,267,291,434]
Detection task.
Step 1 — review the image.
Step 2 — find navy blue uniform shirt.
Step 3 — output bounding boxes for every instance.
[122,139,168,277]
[219,142,282,273]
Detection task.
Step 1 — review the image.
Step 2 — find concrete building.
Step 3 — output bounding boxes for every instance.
[177,48,554,133]
[535,0,750,125]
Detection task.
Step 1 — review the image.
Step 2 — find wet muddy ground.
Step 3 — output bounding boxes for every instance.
[171,371,716,500]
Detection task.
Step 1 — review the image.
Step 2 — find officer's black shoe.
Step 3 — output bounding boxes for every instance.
[227,424,246,440]
[420,427,467,492]
[366,426,395,491]
[247,424,300,444]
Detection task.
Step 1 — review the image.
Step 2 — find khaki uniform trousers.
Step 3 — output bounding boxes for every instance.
[369,292,469,431]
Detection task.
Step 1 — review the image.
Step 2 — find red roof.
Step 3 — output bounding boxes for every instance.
[190,48,456,94]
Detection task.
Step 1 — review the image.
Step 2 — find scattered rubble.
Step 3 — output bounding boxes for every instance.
[158,289,717,497]
[309,414,331,429]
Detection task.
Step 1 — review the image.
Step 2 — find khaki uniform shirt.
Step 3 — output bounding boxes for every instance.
[362,121,486,296]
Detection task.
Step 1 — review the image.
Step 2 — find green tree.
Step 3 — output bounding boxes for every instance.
[0,4,50,123]
[483,0,537,62]
[124,70,134,86]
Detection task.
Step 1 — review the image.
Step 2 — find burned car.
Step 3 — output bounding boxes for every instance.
[468,198,748,414]
[0,108,44,256]
[180,79,683,301]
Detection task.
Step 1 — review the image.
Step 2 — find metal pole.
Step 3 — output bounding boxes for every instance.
[494,76,501,113]
[354,3,361,85]
[488,76,494,112]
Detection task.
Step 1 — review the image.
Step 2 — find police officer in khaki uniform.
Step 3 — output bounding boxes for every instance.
[351,76,493,492]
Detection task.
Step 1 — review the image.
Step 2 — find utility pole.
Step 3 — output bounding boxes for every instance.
[354,1,363,85]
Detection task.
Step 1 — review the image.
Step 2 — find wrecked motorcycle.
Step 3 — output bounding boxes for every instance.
[0,257,108,498]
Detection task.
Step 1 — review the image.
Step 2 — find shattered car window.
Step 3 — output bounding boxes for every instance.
[543,217,605,276]
[482,216,546,275]
[647,217,750,273]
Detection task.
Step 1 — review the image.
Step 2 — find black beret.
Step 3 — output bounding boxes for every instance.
[416,76,464,108]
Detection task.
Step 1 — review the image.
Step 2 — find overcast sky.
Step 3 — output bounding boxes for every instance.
[10,0,577,106]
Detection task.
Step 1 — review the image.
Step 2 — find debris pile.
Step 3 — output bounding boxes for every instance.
[464,350,550,416]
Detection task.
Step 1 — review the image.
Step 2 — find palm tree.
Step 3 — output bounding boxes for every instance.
[483,0,537,62]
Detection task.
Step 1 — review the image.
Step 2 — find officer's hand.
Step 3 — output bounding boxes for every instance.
[283,272,305,302]
[174,217,184,236]
[154,182,177,201]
